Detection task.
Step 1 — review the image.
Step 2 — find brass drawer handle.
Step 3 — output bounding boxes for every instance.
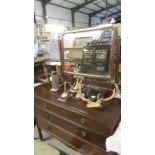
[81,144,87,151]
[82,144,87,148]
[43,103,47,109]
[81,131,87,137]
[80,118,86,124]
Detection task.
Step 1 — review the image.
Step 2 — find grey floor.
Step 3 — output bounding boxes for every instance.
[34,125,82,155]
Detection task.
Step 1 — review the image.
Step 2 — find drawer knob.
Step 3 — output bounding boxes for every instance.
[43,103,47,109]
[82,144,87,149]
[80,118,86,124]
[81,144,87,152]
[47,115,52,122]
[81,131,87,137]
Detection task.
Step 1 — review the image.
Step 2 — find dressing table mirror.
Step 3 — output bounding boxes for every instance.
[62,24,116,80]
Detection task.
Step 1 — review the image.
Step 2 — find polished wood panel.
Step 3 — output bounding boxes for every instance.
[37,116,108,155]
[35,96,120,136]
[35,105,106,148]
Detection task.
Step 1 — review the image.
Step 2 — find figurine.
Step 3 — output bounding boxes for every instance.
[73,64,80,73]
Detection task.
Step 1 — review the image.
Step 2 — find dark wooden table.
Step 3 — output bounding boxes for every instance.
[34,83,121,155]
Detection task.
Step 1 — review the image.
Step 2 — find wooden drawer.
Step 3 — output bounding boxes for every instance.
[36,116,108,155]
[35,98,112,136]
[35,105,106,149]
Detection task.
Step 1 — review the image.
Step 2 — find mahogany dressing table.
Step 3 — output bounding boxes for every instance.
[34,24,121,155]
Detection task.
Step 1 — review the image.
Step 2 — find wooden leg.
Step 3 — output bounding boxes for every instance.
[37,127,43,141]
[34,118,36,126]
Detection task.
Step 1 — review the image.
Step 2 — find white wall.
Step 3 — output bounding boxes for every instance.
[75,12,89,28]
[34,0,43,21]
[34,0,89,28]
[46,4,72,27]
[91,16,101,26]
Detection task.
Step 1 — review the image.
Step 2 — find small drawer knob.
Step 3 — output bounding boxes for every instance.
[80,118,86,124]
[43,103,47,109]
[47,115,52,122]
[81,144,87,152]
[82,144,87,149]
[81,131,87,137]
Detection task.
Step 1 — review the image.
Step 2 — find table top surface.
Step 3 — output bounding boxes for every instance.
[34,57,49,63]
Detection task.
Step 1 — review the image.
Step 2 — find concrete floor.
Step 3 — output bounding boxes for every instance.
[34,125,82,155]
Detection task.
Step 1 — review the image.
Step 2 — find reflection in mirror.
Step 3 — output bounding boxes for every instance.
[63,27,113,78]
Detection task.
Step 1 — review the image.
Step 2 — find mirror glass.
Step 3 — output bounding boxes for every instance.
[63,28,113,78]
